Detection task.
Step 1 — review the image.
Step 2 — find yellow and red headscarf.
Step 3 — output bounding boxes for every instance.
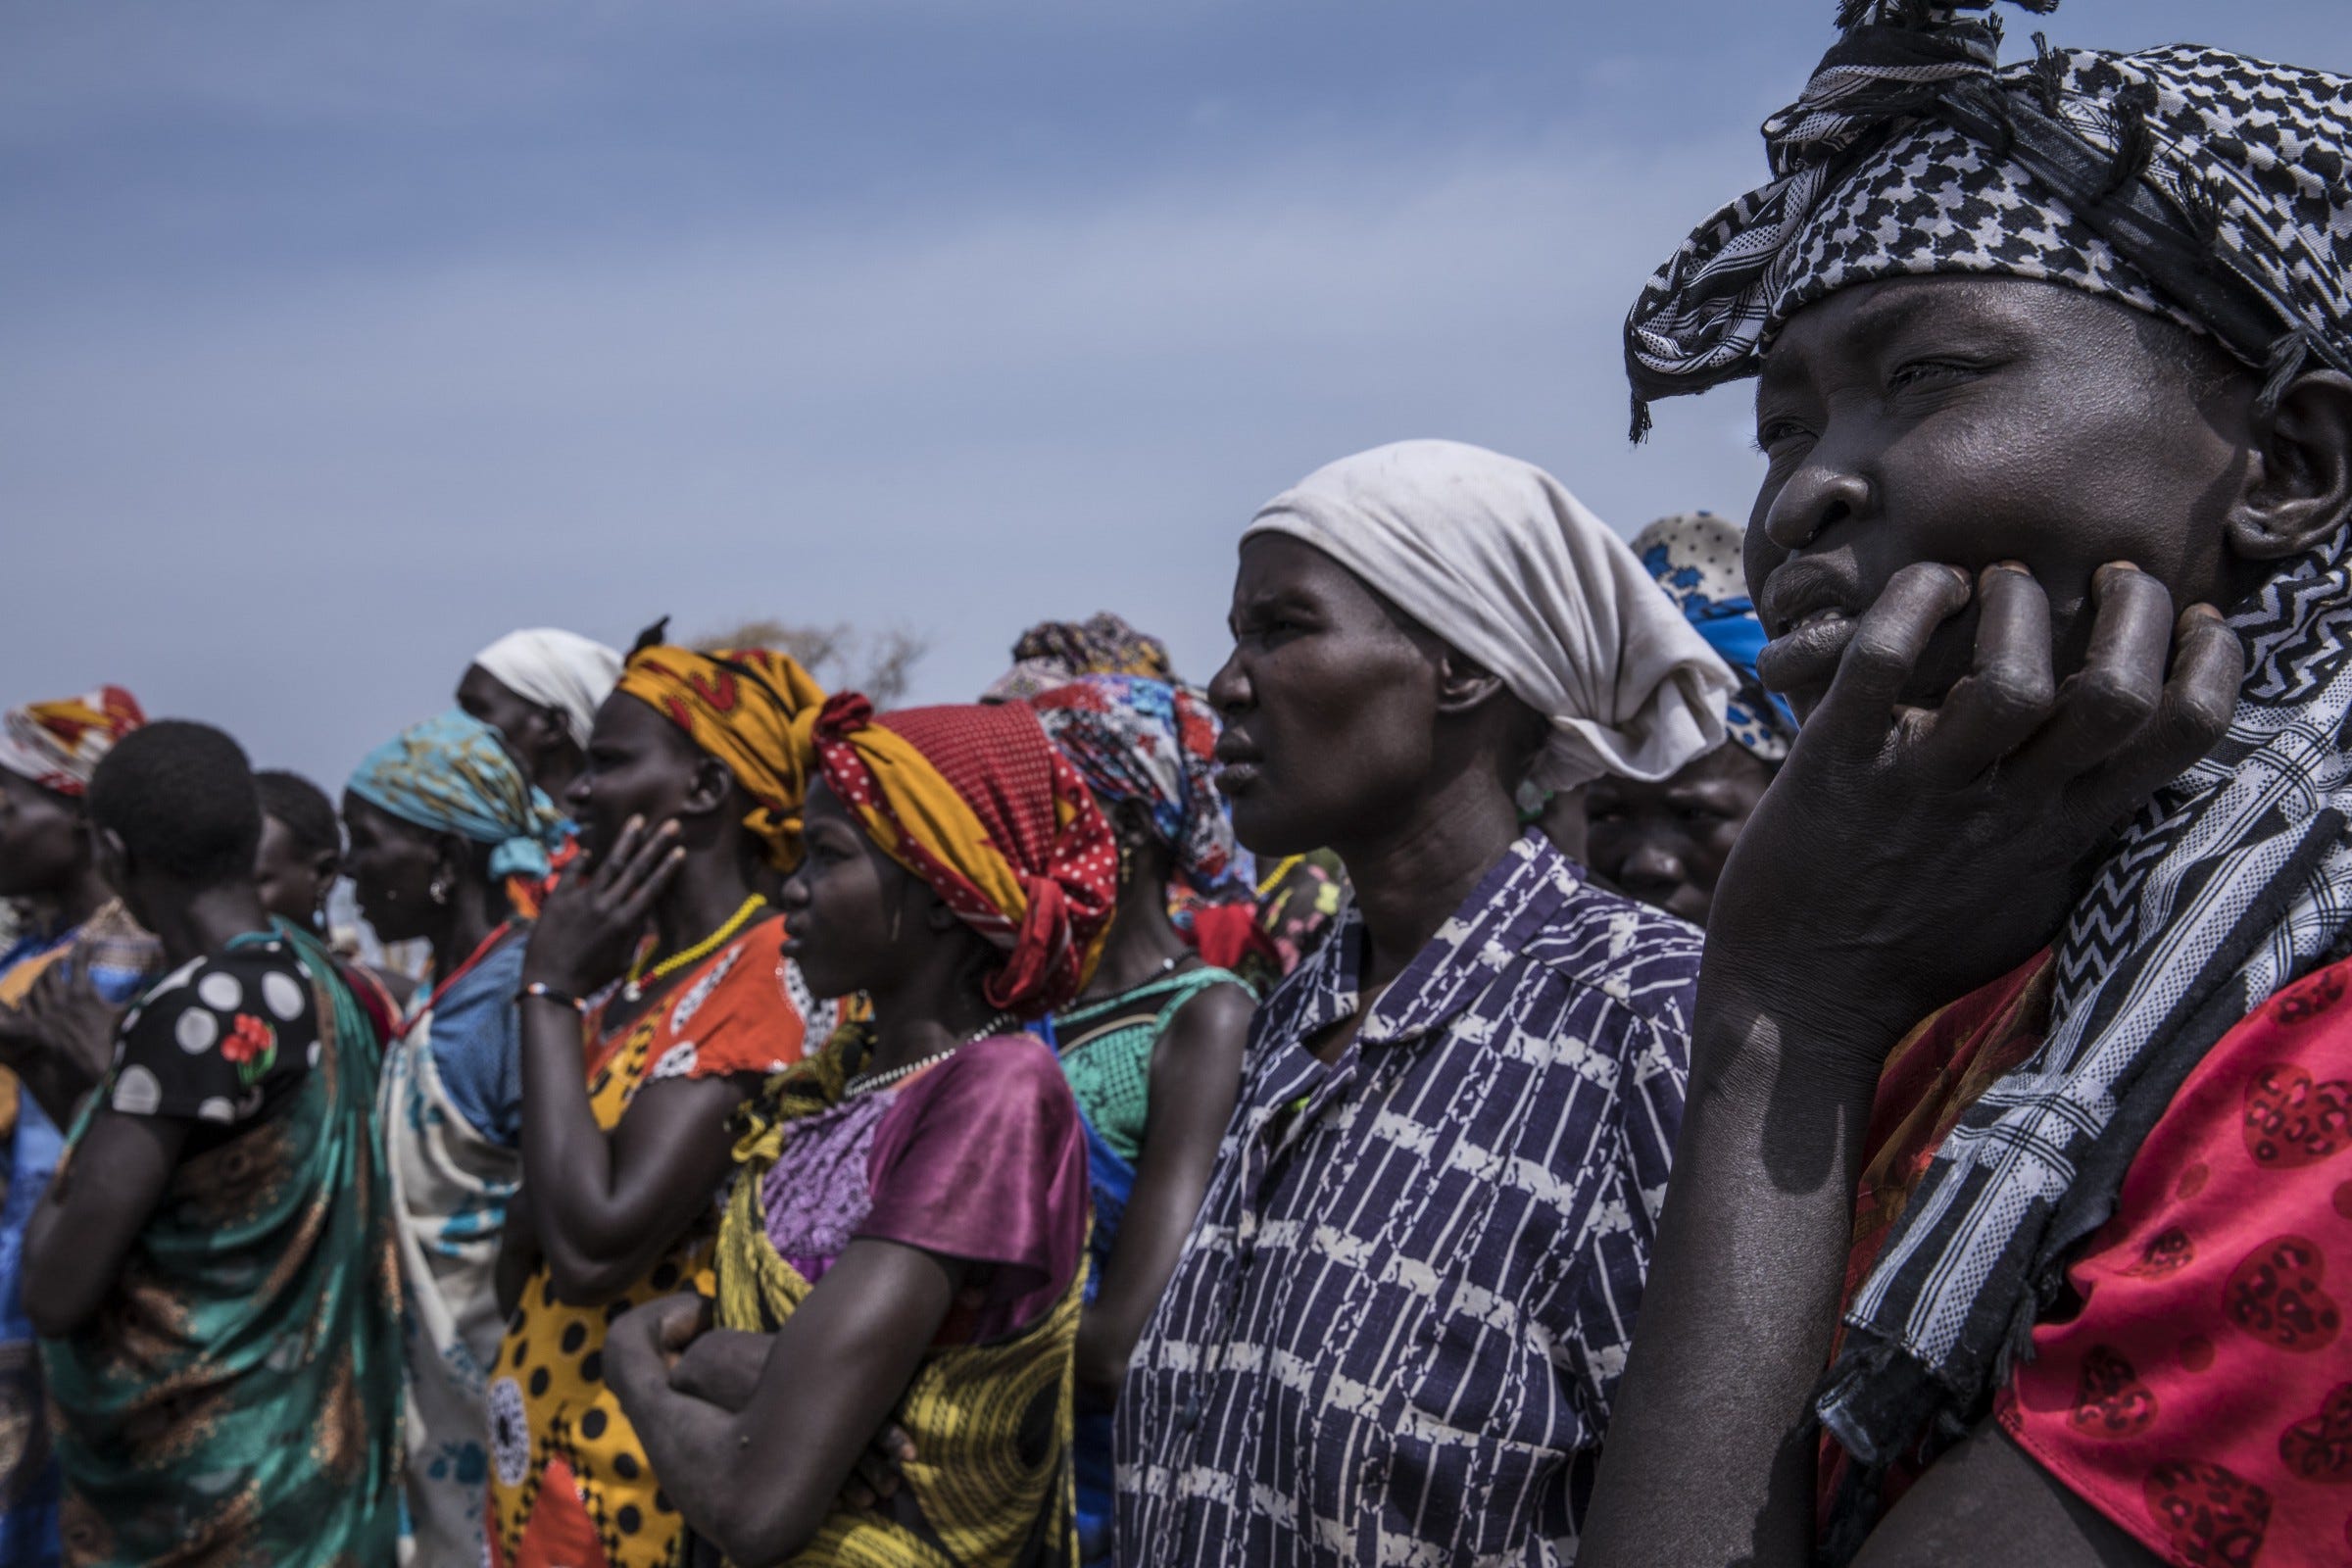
[804,694,1116,1018]
[615,646,827,869]
[0,686,145,798]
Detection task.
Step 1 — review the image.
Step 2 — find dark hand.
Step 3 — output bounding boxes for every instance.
[649,1290,712,1374]
[843,1423,916,1509]
[521,816,684,994]
[0,961,124,1102]
[1710,560,2243,1071]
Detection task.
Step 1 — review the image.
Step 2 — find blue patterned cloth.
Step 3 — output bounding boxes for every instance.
[347,710,564,883]
[1633,511,1796,764]
[1114,831,1697,1567]
[0,922,158,1568]
[426,929,529,1148]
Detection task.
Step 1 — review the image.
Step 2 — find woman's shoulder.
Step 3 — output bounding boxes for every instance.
[906,1033,1076,1116]
[127,943,311,1030]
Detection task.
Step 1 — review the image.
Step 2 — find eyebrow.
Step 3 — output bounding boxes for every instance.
[1760,284,1944,399]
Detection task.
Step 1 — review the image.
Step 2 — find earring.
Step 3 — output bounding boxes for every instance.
[1118,840,1133,885]
[429,876,452,906]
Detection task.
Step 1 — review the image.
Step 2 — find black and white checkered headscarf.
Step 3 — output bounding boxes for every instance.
[1623,4,2352,1557]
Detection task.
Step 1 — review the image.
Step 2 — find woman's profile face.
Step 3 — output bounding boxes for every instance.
[566,693,704,862]
[778,781,926,1003]
[0,770,85,902]
[1205,533,1446,859]
[341,794,443,945]
[254,812,334,928]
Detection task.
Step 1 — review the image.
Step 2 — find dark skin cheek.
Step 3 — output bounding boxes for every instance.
[568,696,702,856]
[456,665,544,752]
[0,778,84,900]
[1748,278,2251,712]
[340,798,441,945]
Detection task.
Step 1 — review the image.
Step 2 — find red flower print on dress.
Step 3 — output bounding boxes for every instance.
[2244,1063,2352,1168]
[2143,1460,2272,1568]
[2225,1235,2341,1352]
[2068,1346,2159,1440]
[2278,1383,2352,1485]
[221,1012,278,1084]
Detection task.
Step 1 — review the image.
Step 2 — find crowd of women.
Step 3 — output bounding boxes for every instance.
[3,3,2350,1565]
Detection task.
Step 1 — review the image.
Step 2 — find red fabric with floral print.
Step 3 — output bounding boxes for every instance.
[1995,952,2352,1567]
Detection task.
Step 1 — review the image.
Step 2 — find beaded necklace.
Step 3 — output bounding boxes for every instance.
[843,1011,1015,1099]
[621,892,768,1004]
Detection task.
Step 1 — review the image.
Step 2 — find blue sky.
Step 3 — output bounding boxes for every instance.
[5,0,2347,788]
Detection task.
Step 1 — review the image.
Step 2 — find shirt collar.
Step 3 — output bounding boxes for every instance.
[1275,829,1587,1053]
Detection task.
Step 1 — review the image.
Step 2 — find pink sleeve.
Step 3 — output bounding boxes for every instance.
[857,1036,1090,1340]
[1996,956,2352,1568]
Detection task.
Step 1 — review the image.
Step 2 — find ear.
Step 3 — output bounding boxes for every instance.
[433,834,469,890]
[2227,369,2352,562]
[1111,798,1157,850]
[89,823,130,887]
[677,756,735,820]
[1433,649,1512,717]
[923,890,961,934]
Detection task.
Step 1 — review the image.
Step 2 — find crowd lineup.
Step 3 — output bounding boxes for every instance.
[8,6,2352,1567]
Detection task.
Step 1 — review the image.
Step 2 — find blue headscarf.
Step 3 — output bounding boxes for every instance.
[1632,512,1797,764]
[347,710,564,882]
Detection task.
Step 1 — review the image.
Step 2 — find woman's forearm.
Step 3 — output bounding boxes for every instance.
[1577,1010,1885,1568]
[608,1317,822,1564]
[515,998,626,1276]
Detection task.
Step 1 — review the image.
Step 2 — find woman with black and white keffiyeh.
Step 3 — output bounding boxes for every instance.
[1580,4,2352,1567]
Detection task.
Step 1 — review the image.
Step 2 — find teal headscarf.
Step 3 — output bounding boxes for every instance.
[347,710,564,881]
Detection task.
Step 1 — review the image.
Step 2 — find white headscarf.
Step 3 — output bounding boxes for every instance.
[469,628,623,751]
[1243,439,1734,792]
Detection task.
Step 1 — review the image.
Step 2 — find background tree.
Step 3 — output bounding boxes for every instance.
[693,618,930,708]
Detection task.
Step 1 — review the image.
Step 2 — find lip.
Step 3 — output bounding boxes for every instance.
[1213,731,1263,795]
[1758,557,1865,641]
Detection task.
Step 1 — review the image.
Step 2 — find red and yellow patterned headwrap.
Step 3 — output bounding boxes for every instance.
[615,646,826,869]
[0,686,145,798]
[804,694,1116,1018]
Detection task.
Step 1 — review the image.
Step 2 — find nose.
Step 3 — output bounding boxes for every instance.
[1621,839,1687,894]
[564,770,592,810]
[1206,647,1250,718]
[1762,453,1872,552]
[777,868,810,910]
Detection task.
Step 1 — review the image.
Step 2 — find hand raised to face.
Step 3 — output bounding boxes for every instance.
[1707,560,2244,1070]
[520,815,683,996]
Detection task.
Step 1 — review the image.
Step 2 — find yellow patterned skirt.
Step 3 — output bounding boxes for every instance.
[711,1102,1082,1568]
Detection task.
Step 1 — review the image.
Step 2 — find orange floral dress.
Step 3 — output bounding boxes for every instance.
[487,921,838,1568]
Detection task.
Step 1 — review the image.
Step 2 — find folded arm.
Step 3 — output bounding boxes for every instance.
[608,1237,965,1567]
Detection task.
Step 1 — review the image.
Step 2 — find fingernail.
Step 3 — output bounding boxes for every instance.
[625,814,644,831]
[2189,603,2228,622]
[661,820,680,837]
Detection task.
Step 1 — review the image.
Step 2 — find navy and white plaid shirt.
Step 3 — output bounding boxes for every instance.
[1114,831,1697,1567]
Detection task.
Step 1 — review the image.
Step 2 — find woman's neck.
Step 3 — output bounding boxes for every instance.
[50,864,112,933]
[650,846,760,958]
[1078,868,1190,1004]
[429,881,503,980]
[863,960,1003,1079]
[147,882,277,967]
[1335,768,1522,993]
